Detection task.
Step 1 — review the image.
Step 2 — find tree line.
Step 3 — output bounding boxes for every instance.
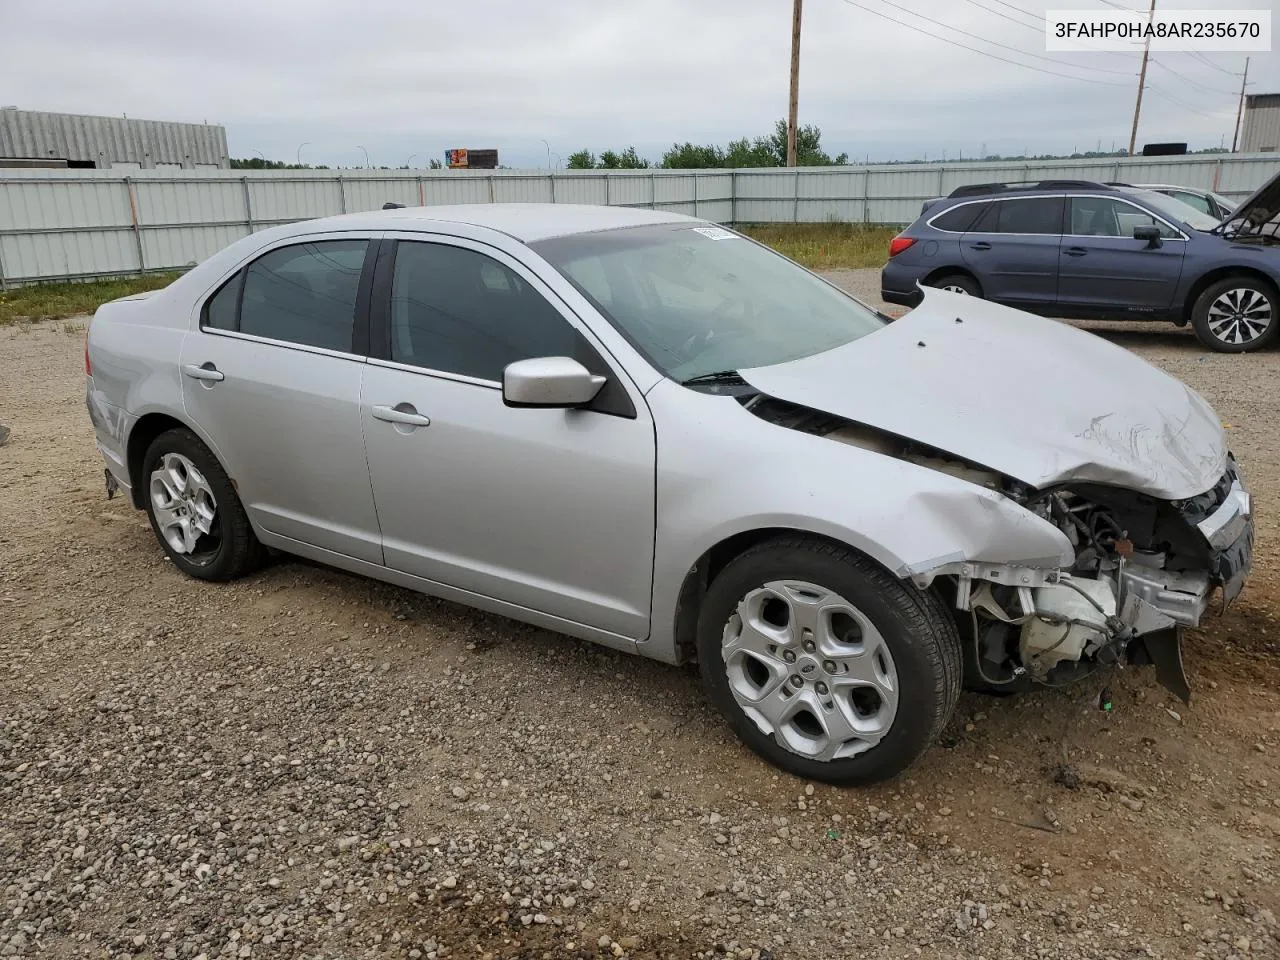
[232,137,1231,174]
[567,119,848,169]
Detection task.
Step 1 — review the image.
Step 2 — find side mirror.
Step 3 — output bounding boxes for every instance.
[1133,225,1163,249]
[503,356,605,409]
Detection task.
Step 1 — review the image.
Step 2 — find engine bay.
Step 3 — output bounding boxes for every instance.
[958,465,1245,696]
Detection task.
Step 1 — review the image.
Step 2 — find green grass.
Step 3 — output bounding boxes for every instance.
[0,273,180,325]
[738,222,898,270]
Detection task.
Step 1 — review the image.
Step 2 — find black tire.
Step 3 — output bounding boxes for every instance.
[928,273,982,298]
[1190,276,1279,353]
[696,537,962,786]
[141,427,265,581]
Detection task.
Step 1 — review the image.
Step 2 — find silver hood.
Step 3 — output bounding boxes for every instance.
[740,289,1227,501]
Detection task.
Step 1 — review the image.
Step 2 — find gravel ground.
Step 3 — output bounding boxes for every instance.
[2,275,1279,959]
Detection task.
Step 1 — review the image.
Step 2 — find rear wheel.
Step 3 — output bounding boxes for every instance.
[142,427,265,581]
[696,537,962,786]
[929,273,982,298]
[1191,277,1278,353]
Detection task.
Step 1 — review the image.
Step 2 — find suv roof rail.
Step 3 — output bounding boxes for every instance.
[945,179,1111,199]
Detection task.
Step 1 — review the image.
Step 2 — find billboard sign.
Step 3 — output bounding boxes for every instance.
[445,148,498,169]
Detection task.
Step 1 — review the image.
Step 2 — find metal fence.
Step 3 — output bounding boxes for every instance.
[2,153,1277,286]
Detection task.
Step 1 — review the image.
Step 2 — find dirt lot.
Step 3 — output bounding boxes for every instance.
[2,271,1279,960]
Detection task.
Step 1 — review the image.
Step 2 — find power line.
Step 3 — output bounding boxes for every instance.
[960,0,1041,31]
[963,0,1134,58]
[875,0,1137,75]
[835,0,1129,86]
[983,0,1044,19]
[1096,0,1143,10]
[1187,51,1244,77]
[1149,59,1239,96]
[1145,84,1230,119]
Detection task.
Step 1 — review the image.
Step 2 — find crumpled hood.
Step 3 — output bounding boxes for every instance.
[739,288,1227,500]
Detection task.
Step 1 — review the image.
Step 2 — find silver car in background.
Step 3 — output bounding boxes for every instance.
[85,204,1253,785]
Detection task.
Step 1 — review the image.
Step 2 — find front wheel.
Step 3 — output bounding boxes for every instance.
[1191,277,1278,353]
[141,427,265,581]
[696,538,962,786]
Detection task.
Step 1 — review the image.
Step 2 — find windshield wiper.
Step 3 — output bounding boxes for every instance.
[681,370,746,387]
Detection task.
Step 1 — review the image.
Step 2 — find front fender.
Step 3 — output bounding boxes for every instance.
[644,381,1072,662]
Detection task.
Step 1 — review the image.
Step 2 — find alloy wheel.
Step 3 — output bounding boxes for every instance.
[149,452,220,561]
[1206,288,1273,347]
[720,580,899,762]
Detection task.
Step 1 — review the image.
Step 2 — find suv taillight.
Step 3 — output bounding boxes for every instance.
[888,236,916,257]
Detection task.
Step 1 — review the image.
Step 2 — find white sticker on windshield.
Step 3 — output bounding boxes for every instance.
[691,226,738,241]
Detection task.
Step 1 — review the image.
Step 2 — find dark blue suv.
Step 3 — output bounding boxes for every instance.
[881,175,1280,352]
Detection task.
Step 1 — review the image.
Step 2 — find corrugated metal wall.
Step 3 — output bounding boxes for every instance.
[0,109,228,170]
[1242,95,1280,154]
[1,154,1277,286]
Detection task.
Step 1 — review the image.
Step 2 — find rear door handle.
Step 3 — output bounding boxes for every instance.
[1063,247,1088,257]
[968,241,992,251]
[183,362,224,382]
[372,404,432,428]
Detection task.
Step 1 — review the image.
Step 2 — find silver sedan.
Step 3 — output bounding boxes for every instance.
[85,204,1253,785]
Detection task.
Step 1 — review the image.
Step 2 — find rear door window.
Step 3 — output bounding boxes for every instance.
[237,240,370,352]
[984,197,1064,235]
[930,202,991,233]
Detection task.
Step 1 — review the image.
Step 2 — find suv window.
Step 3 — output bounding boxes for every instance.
[390,241,583,382]
[1069,197,1179,239]
[930,202,990,233]
[236,240,369,351]
[972,197,1063,235]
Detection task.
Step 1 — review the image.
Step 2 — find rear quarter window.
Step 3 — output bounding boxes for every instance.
[929,202,990,233]
[202,273,241,331]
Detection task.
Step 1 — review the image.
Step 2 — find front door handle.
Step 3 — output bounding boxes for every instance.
[968,241,992,251]
[1063,246,1088,257]
[183,362,225,382]
[371,404,432,428]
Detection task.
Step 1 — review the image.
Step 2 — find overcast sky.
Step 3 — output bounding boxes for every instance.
[3,0,1276,168]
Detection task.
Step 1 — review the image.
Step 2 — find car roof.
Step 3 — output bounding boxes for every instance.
[269,203,697,243]
[942,180,1120,200]
[1131,183,1202,192]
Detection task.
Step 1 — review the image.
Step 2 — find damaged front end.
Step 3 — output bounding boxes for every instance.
[942,458,1253,702]
[736,383,1252,705]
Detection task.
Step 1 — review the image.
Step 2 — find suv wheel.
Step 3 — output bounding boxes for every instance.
[1191,277,1278,353]
[697,537,962,786]
[142,427,265,581]
[929,273,981,298]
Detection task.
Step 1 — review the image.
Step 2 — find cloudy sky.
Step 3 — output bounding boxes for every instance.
[3,0,1275,168]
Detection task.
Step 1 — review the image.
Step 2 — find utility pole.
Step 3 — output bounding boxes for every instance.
[1232,56,1251,152]
[787,0,802,167]
[1128,0,1156,156]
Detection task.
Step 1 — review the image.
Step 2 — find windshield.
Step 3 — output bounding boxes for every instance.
[1126,189,1221,231]
[531,223,885,383]
[1210,191,1236,212]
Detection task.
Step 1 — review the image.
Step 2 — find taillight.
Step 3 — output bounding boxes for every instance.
[888,236,916,257]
